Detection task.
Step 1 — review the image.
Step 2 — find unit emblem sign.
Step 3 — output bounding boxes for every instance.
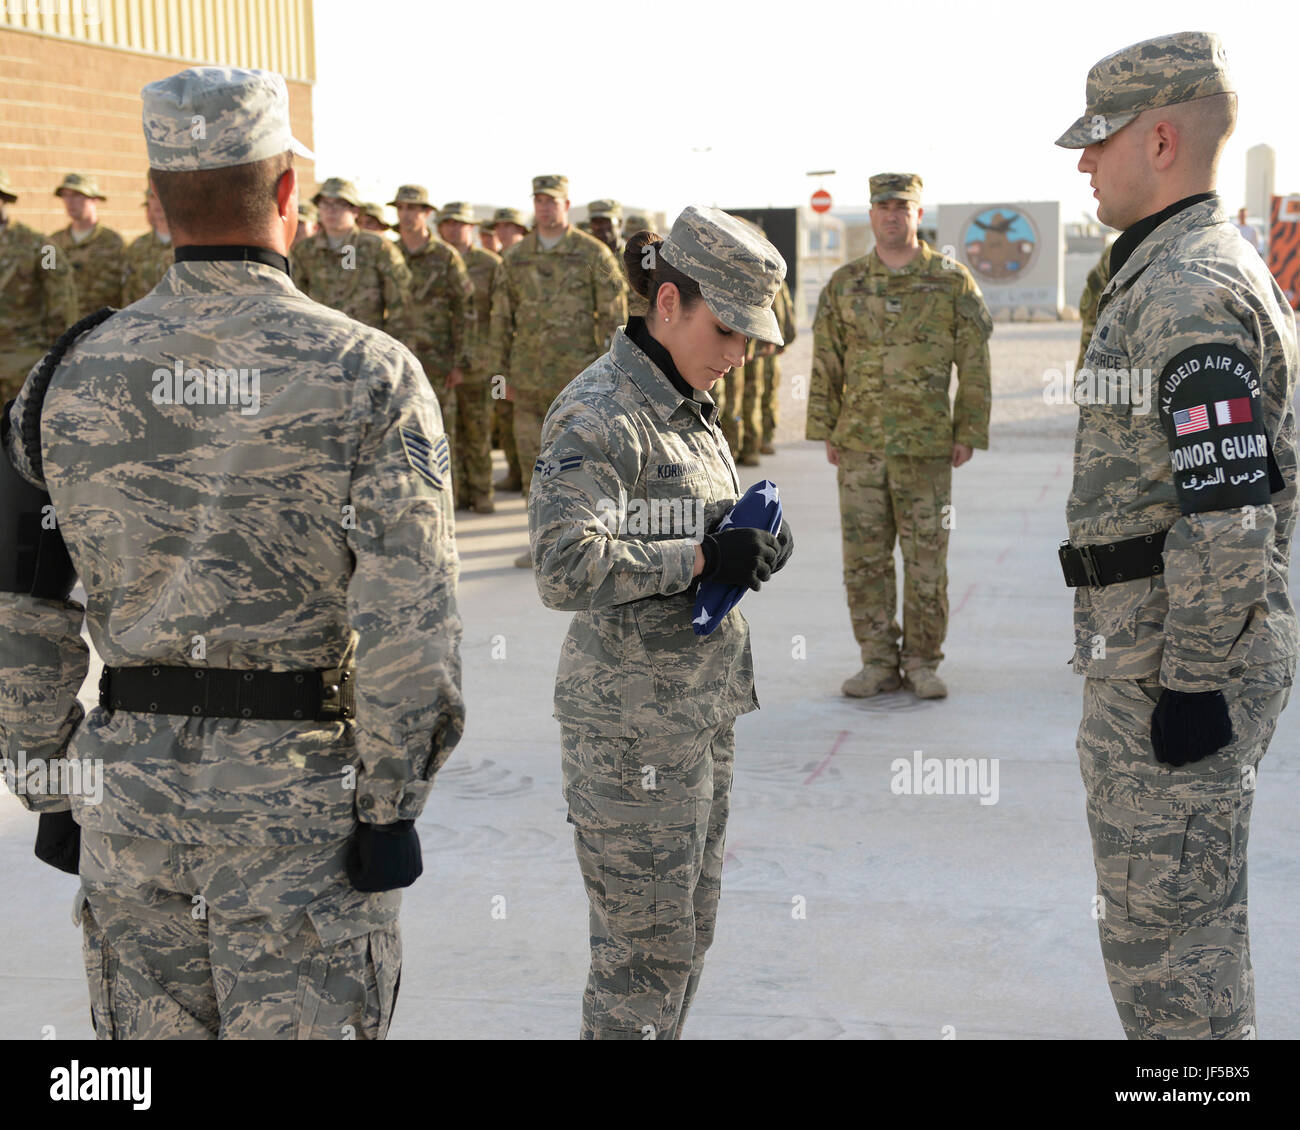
[962,207,1039,282]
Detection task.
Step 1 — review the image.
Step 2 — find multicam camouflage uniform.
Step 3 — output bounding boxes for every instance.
[1076,243,1112,370]
[49,222,125,320]
[456,242,505,506]
[395,233,470,476]
[121,230,174,305]
[0,208,78,403]
[528,205,785,1039]
[0,66,464,1041]
[291,224,414,336]
[807,227,992,674]
[1056,31,1299,1039]
[757,278,797,447]
[489,198,627,495]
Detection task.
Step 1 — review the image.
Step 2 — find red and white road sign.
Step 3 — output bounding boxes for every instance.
[810,189,832,214]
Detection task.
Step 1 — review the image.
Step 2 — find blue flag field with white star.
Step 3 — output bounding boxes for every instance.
[692,479,783,636]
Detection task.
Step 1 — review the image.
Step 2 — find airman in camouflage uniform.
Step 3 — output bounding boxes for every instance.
[808,172,992,700]
[1076,242,1113,370]
[488,175,626,564]
[756,278,797,454]
[486,206,530,492]
[291,177,414,336]
[358,201,394,237]
[0,67,464,1040]
[590,198,647,320]
[0,169,78,403]
[121,185,175,305]
[529,205,790,1039]
[1057,32,1297,1040]
[438,201,504,512]
[390,185,470,483]
[49,173,126,319]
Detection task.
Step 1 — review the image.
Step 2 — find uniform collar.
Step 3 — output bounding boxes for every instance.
[1109,192,1218,277]
[869,238,933,276]
[151,257,303,297]
[1107,195,1225,291]
[612,327,718,427]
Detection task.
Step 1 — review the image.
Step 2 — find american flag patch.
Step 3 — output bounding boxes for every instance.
[1173,405,1209,436]
[401,427,450,488]
[1214,397,1253,425]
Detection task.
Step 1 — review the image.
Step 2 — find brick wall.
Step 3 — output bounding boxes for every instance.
[0,26,315,240]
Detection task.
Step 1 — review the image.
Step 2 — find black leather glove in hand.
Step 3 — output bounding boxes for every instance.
[34,810,81,875]
[1151,689,1233,767]
[345,820,424,892]
[701,527,779,591]
[772,520,794,573]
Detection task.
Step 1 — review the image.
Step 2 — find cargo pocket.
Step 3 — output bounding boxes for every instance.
[293,919,401,1041]
[78,897,118,1040]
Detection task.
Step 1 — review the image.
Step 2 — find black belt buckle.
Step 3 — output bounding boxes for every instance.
[318,665,355,721]
[1059,540,1101,588]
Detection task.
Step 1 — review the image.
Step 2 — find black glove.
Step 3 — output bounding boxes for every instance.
[34,810,81,875]
[772,520,794,574]
[701,527,779,591]
[1151,689,1233,767]
[345,820,424,892]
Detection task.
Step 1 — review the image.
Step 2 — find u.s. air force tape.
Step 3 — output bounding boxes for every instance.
[1158,343,1272,515]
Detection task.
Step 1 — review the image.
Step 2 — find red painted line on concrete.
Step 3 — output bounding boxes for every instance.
[952,581,977,616]
[803,729,850,786]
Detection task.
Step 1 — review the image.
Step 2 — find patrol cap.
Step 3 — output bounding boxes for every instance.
[1055,31,1233,148]
[359,202,391,228]
[588,198,622,220]
[532,174,569,200]
[624,212,653,234]
[491,206,531,231]
[659,205,787,346]
[437,201,477,224]
[141,66,314,171]
[54,172,107,200]
[298,200,317,222]
[312,177,362,208]
[0,169,18,202]
[389,184,433,208]
[869,173,922,204]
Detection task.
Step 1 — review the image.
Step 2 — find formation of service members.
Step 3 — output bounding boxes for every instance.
[0,170,77,404]
[1,66,464,1038]
[1056,31,1297,1041]
[808,172,993,702]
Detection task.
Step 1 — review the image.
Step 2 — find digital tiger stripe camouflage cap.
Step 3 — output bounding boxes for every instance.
[659,205,787,346]
[142,66,314,170]
[1055,31,1233,148]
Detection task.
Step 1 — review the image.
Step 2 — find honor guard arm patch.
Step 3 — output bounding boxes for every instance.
[400,425,450,490]
[1158,343,1272,515]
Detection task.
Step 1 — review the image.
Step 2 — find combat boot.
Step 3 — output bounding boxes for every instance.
[738,451,761,467]
[513,549,532,568]
[841,665,901,698]
[471,495,495,514]
[495,473,522,492]
[903,667,948,700]
[759,442,776,455]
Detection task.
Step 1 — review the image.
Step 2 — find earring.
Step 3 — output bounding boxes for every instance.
[664,318,669,323]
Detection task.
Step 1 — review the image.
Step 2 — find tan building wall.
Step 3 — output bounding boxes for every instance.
[1,1,314,240]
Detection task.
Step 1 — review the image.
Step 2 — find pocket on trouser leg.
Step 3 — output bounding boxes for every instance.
[569,796,707,1040]
[1090,798,1252,1038]
[79,898,118,1040]
[292,922,401,1041]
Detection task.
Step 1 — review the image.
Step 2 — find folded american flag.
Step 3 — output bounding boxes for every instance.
[692,479,783,637]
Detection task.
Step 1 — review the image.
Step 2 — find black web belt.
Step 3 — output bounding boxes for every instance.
[1058,529,1169,588]
[99,664,355,721]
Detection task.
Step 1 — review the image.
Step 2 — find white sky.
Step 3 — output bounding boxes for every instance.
[311,0,1300,225]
